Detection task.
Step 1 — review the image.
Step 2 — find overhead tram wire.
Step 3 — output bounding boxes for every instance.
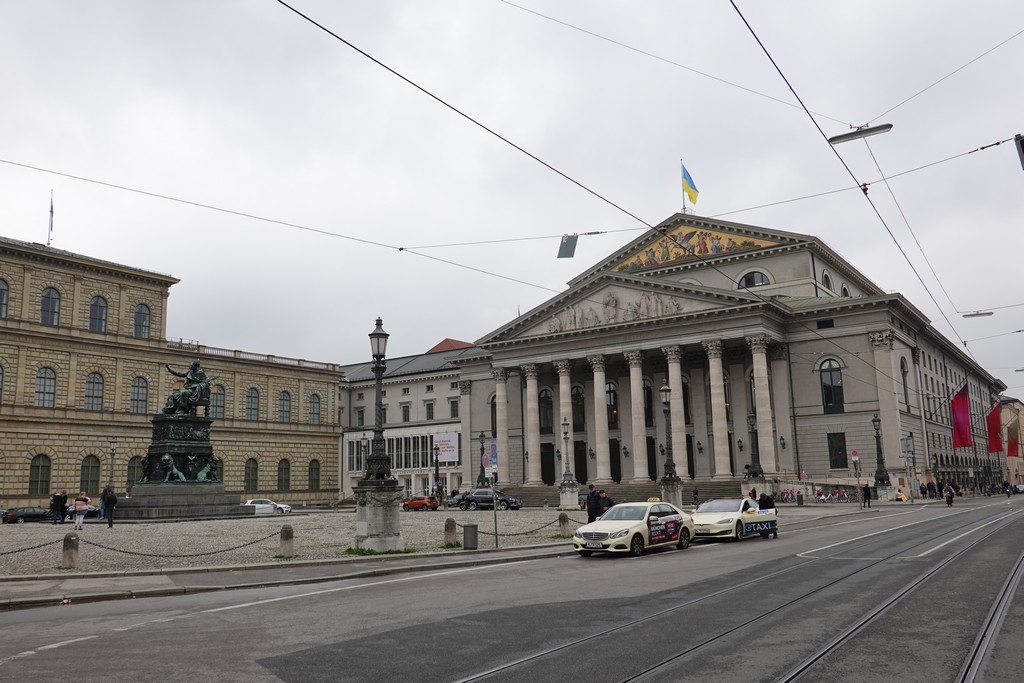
[728,1,974,358]
[499,0,851,126]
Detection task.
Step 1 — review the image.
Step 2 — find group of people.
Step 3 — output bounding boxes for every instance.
[584,484,617,522]
[48,487,118,529]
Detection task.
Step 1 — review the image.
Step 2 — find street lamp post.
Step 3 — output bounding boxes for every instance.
[560,417,573,484]
[109,437,117,489]
[433,444,442,502]
[360,318,392,485]
[659,384,682,507]
[872,413,891,487]
[477,432,488,488]
[557,416,580,509]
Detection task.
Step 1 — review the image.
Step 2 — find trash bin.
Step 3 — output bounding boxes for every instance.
[463,523,478,550]
[796,492,804,506]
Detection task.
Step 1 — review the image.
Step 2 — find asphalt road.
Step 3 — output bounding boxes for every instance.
[2,499,1022,683]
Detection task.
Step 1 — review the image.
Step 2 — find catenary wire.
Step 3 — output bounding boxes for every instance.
[498,0,850,126]
[727,0,974,358]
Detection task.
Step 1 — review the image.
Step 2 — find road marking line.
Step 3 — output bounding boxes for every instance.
[37,635,99,650]
[797,515,960,557]
[901,510,1020,558]
[202,563,518,613]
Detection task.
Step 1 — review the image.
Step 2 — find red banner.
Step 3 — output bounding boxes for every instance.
[987,404,1003,453]
[1009,418,1020,458]
[951,384,972,448]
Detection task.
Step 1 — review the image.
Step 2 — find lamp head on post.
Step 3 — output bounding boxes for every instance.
[659,383,670,408]
[872,413,881,433]
[746,414,756,431]
[110,437,118,453]
[779,436,786,449]
[369,317,389,360]
[737,438,744,452]
[561,417,569,438]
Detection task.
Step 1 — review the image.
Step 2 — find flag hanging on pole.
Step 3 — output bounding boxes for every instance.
[951,384,972,448]
[680,162,699,206]
[986,404,1003,453]
[1008,417,1020,458]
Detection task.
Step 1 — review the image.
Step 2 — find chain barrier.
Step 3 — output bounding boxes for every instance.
[78,530,280,558]
[0,539,63,557]
[453,515,588,537]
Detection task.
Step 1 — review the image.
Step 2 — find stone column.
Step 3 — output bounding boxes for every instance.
[768,345,795,475]
[588,355,612,483]
[689,365,709,477]
[704,340,731,478]
[555,359,573,452]
[624,351,647,482]
[663,345,687,479]
[522,364,543,485]
[459,380,473,483]
[492,369,511,486]
[747,335,777,474]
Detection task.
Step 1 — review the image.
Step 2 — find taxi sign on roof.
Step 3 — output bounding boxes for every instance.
[647,497,662,502]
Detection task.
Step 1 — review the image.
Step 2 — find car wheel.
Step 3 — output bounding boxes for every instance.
[402,505,410,511]
[629,534,645,557]
[497,501,509,511]
[17,517,25,524]
[459,503,468,511]
[734,521,744,541]
[277,508,284,513]
[578,550,593,557]
[677,528,691,550]
[468,501,479,510]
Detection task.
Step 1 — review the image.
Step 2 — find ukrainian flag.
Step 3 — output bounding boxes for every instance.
[681,162,699,205]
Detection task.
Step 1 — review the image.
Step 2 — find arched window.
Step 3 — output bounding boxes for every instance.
[35,367,57,407]
[538,389,554,434]
[606,382,619,430]
[84,372,104,411]
[822,272,833,291]
[210,384,225,419]
[80,455,101,495]
[277,459,290,491]
[89,296,107,333]
[900,357,910,408]
[133,304,151,339]
[0,278,8,318]
[308,394,321,425]
[41,287,61,326]
[130,377,149,414]
[738,271,769,289]
[643,379,654,427]
[244,458,259,493]
[127,456,143,485]
[572,385,586,432]
[29,454,51,496]
[820,359,844,414]
[246,388,260,421]
[841,284,851,297]
[308,459,321,491]
[278,390,292,422]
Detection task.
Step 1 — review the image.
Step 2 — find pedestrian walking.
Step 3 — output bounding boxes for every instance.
[943,484,955,507]
[102,486,117,528]
[862,482,872,509]
[72,491,90,530]
[585,484,601,523]
[691,487,700,506]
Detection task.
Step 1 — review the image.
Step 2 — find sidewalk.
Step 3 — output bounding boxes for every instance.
[0,502,913,612]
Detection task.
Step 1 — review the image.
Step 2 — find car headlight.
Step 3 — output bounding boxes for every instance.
[716,517,734,525]
[573,529,583,538]
[609,527,631,539]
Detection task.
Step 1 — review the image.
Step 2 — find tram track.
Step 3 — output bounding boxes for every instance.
[454,507,1020,683]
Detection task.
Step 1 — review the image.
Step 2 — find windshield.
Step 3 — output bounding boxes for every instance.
[598,505,647,521]
[696,499,743,513]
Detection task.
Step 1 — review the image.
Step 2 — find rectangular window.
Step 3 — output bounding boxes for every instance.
[450,399,459,419]
[210,388,225,419]
[380,406,387,424]
[356,408,364,427]
[450,382,458,390]
[356,392,364,401]
[425,384,433,393]
[402,404,410,422]
[402,387,410,395]
[425,402,434,420]
[827,432,848,469]
[816,319,834,329]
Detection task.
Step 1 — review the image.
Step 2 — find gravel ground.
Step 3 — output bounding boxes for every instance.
[0,508,587,576]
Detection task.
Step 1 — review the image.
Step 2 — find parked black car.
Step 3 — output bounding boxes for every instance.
[445,492,466,508]
[65,503,99,520]
[458,489,522,511]
[2,506,51,524]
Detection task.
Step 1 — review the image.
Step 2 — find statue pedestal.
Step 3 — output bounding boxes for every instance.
[660,477,683,508]
[118,483,250,520]
[354,483,405,552]
[558,480,580,509]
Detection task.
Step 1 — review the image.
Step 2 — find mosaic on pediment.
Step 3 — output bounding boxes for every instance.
[613,226,780,273]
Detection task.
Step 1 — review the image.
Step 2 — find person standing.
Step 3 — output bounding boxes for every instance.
[862,482,872,509]
[598,489,616,514]
[585,484,601,523]
[72,491,91,531]
[59,490,68,523]
[943,484,955,507]
[49,491,63,524]
[102,486,117,528]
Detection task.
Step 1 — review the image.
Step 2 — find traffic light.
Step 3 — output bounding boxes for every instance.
[1016,133,1024,171]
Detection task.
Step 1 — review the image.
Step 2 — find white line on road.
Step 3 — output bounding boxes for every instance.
[37,636,98,650]
[901,510,1020,558]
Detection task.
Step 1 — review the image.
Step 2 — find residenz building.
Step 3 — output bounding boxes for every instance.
[0,213,1011,507]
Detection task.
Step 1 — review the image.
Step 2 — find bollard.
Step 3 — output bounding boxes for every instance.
[796,492,804,506]
[444,518,457,546]
[280,524,294,558]
[558,512,571,537]
[544,500,549,512]
[463,523,478,550]
[62,532,79,569]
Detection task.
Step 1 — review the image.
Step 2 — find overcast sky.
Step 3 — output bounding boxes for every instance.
[2,1,1022,395]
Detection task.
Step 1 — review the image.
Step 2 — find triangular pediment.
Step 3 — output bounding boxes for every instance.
[480,275,763,345]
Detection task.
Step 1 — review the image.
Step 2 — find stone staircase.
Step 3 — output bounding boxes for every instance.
[502,477,746,508]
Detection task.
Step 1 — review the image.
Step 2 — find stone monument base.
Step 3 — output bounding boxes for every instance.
[118,483,253,520]
[660,477,683,508]
[353,483,405,552]
[558,481,580,509]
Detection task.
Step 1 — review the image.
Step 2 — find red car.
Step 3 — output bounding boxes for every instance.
[402,496,439,511]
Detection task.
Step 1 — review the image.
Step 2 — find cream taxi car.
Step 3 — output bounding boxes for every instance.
[691,498,778,541]
[573,500,695,557]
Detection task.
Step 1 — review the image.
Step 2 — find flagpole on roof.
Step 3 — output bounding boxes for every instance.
[679,159,687,214]
[47,190,53,246]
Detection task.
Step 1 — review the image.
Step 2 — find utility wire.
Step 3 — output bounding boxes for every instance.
[499,0,850,126]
